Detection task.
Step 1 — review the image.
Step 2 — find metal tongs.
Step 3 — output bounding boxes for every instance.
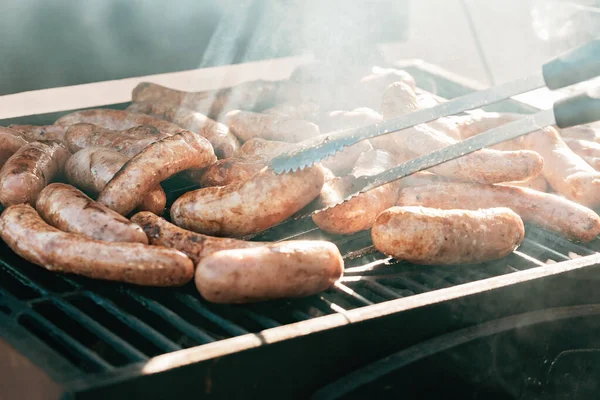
[268,38,600,213]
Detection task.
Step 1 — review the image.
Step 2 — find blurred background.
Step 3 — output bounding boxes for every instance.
[1,0,599,95]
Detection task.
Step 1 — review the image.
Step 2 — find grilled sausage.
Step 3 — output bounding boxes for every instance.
[500,175,548,192]
[263,102,321,121]
[317,108,382,133]
[126,101,240,158]
[559,124,600,142]
[0,204,193,286]
[396,182,600,242]
[98,130,216,215]
[518,127,600,208]
[378,82,544,184]
[564,138,600,160]
[8,124,68,142]
[171,165,325,237]
[131,80,281,119]
[36,183,148,244]
[198,156,267,187]
[0,128,28,168]
[64,147,167,215]
[312,150,400,235]
[0,141,70,207]
[226,110,321,143]
[451,111,521,139]
[54,109,187,136]
[64,123,166,157]
[195,241,344,303]
[131,212,264,264]
[239,138,290,158]
[372,206,524,265]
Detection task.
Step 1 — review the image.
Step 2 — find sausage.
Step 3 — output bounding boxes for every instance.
[98,130,216,215]
[65,123,166,157]
[378,82,544,184]
[64,147,167,215]
[500,175,548,192]
[0,128,28,168]
[396,182,600,242]
[195,241,344,303]
[372,206,524,265]
[239,138,290,158]
[312,150,400,235]
[564,138,600,159]
[126,101,240,158]
[451,111,521,139]
[131,212,264,265]
[54,109,187,136]
[0,141,70,207]
[36,183,148,244]
[559,124,600,142]
[518,127,600,207]
[263,102,321,121]
[317,108,382,134]
[226,110,321,143]
[0,204,193,286]
[198,156,267,187]
[171,165,325,237]
[8,124,68,142]
[131,80,281,119]
[354,67,417,109]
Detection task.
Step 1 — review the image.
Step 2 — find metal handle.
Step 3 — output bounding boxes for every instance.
[543,37,600,90]
[554,85,600,128]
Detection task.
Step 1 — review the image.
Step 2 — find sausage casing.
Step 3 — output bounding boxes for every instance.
[372,206,524,265]
[0,205,193,286]
[0,128,28,168]
[36,183,148,244]
[0,141,70,207]
[195,241,344,303]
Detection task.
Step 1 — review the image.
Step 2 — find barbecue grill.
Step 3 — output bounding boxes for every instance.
[2,59,600,400]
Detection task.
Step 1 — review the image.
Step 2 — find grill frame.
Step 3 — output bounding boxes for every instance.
[1,59,599,399]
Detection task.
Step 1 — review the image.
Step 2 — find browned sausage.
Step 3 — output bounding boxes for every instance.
[396,182,600,242]
[317,107,382,133]
[54,109,187,135]
[36,183,148,244]
[0,141,70,207]
[131,80,281,119]
[65,123,166,157]
[131,212,264,265]
[195,241,344,303]
[64,147,167,215]
[372,206,524,265]
[226,110,321,143]
[312,150,400,235]
[198,156,267,187]
[378,82,544,184]
[126,101,240,158]
[0,204,193,286]
[263,102,321,121]
[239,138,290,158]
[518,127,600,208]
[0,128,28,168]
[171,165,325,237]
[98,130,216,215]
[8,124,68,142]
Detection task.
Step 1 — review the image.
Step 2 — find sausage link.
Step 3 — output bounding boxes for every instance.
[0,205,193,286]
[0,128,28,168]
[8,124,68,142]
[519,127,600,207]
[500,175,548,192]
[0,141,70,207]
[312,150,400,235]
[64,147,166,215]
[263,102,321,121]
[36,183,148,244]
[564,138,600,159]
[171,165,325,237]
[195,241,344,303]
[378,82,544,184]
[317,108,382,134]
[372,206,524,265]
[226,110,321,143]
[396,182,600,242]
[239,138,290,158]
[131,212,264,264]
[98,130,216,215]
[131,80,281,119]
[198,156,267,187]
[127,101,240,159]
[64,123,166,157]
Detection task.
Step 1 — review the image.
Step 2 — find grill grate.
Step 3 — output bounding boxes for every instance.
[0,62,599,387]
